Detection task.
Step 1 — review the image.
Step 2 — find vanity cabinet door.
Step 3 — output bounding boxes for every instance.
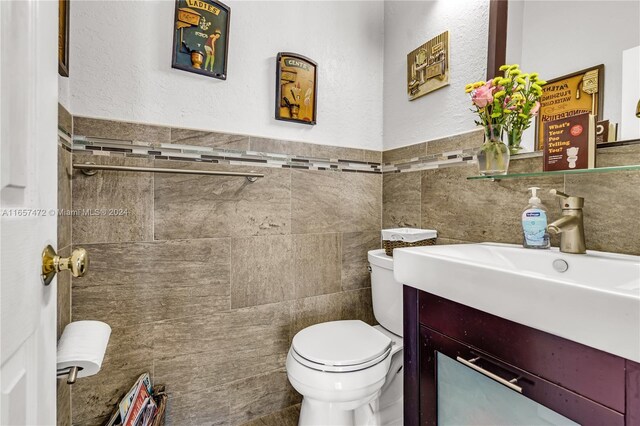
[418,292,626,412]
[419,326,624,426]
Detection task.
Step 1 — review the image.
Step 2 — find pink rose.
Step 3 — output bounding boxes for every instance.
[503,96,517,110]
[530,101,540,116]
[472,82,495,108]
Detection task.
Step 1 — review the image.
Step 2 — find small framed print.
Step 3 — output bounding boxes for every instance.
[172,0,230,80]
[275,52,317,125]
[407,30,450,100]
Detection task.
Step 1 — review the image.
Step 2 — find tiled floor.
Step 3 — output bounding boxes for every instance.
[240,404,301,426]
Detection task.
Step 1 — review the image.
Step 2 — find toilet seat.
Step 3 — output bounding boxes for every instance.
[291,320,392,373]
[291,345,392,373]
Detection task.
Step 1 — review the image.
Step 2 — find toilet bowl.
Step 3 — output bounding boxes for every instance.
[286,249,404,426]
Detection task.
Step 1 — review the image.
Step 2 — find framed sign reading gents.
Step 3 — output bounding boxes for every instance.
[276,53,317,125]
[536,65,604,150]
[172,0,230,80]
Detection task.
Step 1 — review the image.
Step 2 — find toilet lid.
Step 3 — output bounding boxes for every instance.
[292,320,392,368]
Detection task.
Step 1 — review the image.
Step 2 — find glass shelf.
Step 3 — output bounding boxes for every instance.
[467,164,640,181]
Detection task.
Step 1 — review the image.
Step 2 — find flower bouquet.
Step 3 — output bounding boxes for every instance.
[465,64,545,175]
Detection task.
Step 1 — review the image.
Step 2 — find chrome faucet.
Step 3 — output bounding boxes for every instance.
[547,189,586,254]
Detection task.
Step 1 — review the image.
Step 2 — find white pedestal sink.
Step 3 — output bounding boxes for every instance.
[393,243,640,362]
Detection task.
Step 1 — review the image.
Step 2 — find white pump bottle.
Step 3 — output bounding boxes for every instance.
[522,187,550,249]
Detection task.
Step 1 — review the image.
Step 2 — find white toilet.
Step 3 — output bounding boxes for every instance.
[286,249,403,426]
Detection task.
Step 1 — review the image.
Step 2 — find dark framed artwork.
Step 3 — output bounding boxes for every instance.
[275,52,317,125]
[58,0,69,77]
[172,0,230,80]
[535,65,604,150]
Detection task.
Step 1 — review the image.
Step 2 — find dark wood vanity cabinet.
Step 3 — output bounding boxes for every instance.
[403,286,640,426]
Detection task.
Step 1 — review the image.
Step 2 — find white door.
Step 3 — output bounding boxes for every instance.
[0,0,58,424]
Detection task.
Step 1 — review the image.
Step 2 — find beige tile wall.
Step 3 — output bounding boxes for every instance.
[57,104,73,426]
[65,116,639,425]
[383,131,640,256]
[68,117,380,425]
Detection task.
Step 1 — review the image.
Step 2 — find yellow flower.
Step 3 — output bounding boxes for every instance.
[516,77,526,85]
[516,85,524,92]
[509,69,521,76]
[492,77,501,85]
[531,83,542,91]
[498,78,511,86]
[518,113,528,119]
[494,90,506,98]
[509,64,520,70]
[504,109,513,114]
[499,65,510,71]
[530,72,539,80]
[537,79,547,86]
[473,81,486,88]
[465,87,474,93]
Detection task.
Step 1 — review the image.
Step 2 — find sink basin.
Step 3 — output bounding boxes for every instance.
[393,243,640,362]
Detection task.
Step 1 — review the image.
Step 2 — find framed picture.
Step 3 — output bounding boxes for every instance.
[536,64,604,150]
[275,52,317,125]
[172,0,230,80]
[407,31,450,101]
[58,0,69,77]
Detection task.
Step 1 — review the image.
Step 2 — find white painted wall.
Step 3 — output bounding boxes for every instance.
[621,46,640,141]
[383,0,490,150]
[507,0,640,150]
[63,0,384,150]
[59,76,71,112]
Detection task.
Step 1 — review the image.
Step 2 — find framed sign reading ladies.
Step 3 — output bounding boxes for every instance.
[172,0,230,80]
[275,52,317,125]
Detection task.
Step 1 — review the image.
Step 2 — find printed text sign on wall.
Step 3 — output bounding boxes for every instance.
[536,65,603,150]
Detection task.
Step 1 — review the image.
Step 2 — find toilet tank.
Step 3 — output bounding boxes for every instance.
[368,249,403,337]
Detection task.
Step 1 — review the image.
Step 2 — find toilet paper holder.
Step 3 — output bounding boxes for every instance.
[57,366,82,385]
[56,320,111,386]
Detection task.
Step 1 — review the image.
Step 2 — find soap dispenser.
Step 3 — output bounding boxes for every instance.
[522,187,550,249]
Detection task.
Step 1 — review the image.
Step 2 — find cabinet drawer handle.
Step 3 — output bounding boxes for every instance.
[456,356,523,393]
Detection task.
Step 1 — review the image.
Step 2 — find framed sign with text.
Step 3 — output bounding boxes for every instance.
[172,0,230,80]
[536,65,603,150]
[275,52,317,125]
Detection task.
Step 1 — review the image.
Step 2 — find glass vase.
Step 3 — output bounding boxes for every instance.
[477,126,510,176]
[506,129,524,155]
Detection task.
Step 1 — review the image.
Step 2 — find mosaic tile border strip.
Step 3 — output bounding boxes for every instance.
[382,148,479,173]
[72,136,382,174]
[68,134,563,175]
[58,129,73,152]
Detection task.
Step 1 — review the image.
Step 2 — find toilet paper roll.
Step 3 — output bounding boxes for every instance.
[57,320,111,378]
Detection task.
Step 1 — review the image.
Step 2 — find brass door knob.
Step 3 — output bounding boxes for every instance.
[41,245,89,286]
